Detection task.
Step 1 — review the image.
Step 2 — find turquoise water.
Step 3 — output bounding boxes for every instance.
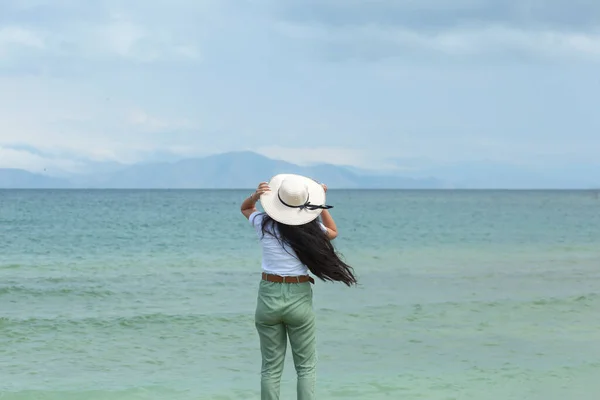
[1,189,599,399]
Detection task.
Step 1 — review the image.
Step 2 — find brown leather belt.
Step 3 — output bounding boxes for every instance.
[262,272,314,284]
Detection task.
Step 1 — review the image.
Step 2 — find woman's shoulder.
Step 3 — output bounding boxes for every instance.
[249,211,266,227]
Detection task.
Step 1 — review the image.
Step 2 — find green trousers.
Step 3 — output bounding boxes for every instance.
[255,279,317,400]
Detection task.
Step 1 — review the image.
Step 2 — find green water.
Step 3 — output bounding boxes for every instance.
[1,190,599,399]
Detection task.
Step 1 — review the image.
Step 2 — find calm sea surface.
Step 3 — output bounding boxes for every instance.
[1,190,599,399]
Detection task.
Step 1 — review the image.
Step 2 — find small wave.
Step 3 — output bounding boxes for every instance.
[0,284,117,298]
[0,311,252,329]
[528,293,599,306]
[0,387,190,400]
[0,263,22,270]
[361,292,600,314]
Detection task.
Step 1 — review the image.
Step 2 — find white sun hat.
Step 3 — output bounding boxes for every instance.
[259,173,332,226]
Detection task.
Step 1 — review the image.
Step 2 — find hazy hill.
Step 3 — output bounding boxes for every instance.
[2,151,597,189]
[0,168,71,188]
[0,152,442,189]
[389,160,600,189]
[79,151,442,189]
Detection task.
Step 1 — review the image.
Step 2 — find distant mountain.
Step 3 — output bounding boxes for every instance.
[77,151,442,189]
[389,160,600,189]
[2,151,598,189]
[0,168,71,188]
[0,152,443,189]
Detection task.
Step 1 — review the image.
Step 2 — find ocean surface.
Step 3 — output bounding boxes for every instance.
[1,189,599,400]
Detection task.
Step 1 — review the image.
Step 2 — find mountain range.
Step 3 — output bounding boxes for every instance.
[1,151,599,189]
[0,151,442,189]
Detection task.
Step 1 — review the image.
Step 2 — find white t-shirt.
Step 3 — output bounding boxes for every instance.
[249,211,326,276]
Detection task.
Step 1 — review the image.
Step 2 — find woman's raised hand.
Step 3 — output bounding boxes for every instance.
[255,182,271,198]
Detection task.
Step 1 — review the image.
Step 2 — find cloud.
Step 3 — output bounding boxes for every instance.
[92,18,147,59]
[0,25,44,48]
[0,25,45,62]
[280,25,600,61]
[0,145,82,173]
[272,4,600,62]
[3,0,599,64]
[290,1,600,64]
[125,109,197,133]
[255,146,379,168]
[0,0,599,179]
[269,0,600,32]
[0,2,201,64]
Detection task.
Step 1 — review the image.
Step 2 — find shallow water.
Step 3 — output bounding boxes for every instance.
[1,189,599,399]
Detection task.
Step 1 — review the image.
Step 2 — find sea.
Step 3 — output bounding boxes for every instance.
[1,189,599,400]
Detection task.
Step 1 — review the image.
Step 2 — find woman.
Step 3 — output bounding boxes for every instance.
[240,173,357,400]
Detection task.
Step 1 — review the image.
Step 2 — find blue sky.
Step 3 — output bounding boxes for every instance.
[1,0,599,175]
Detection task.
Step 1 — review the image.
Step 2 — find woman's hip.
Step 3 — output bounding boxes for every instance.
[255,275,314,322]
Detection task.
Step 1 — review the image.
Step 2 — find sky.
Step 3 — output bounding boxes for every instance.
[1,0,599,176]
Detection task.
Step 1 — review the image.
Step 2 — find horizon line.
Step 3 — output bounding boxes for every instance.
[1,188,598,191]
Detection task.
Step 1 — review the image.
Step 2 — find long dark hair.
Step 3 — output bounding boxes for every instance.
[259,214,357,286]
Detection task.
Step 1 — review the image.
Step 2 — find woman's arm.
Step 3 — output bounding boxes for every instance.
[320,209,338,240]
[320,184,338,240]
[241,182,270,219]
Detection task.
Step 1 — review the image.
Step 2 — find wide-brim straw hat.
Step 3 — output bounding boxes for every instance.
[260,173,332,226]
